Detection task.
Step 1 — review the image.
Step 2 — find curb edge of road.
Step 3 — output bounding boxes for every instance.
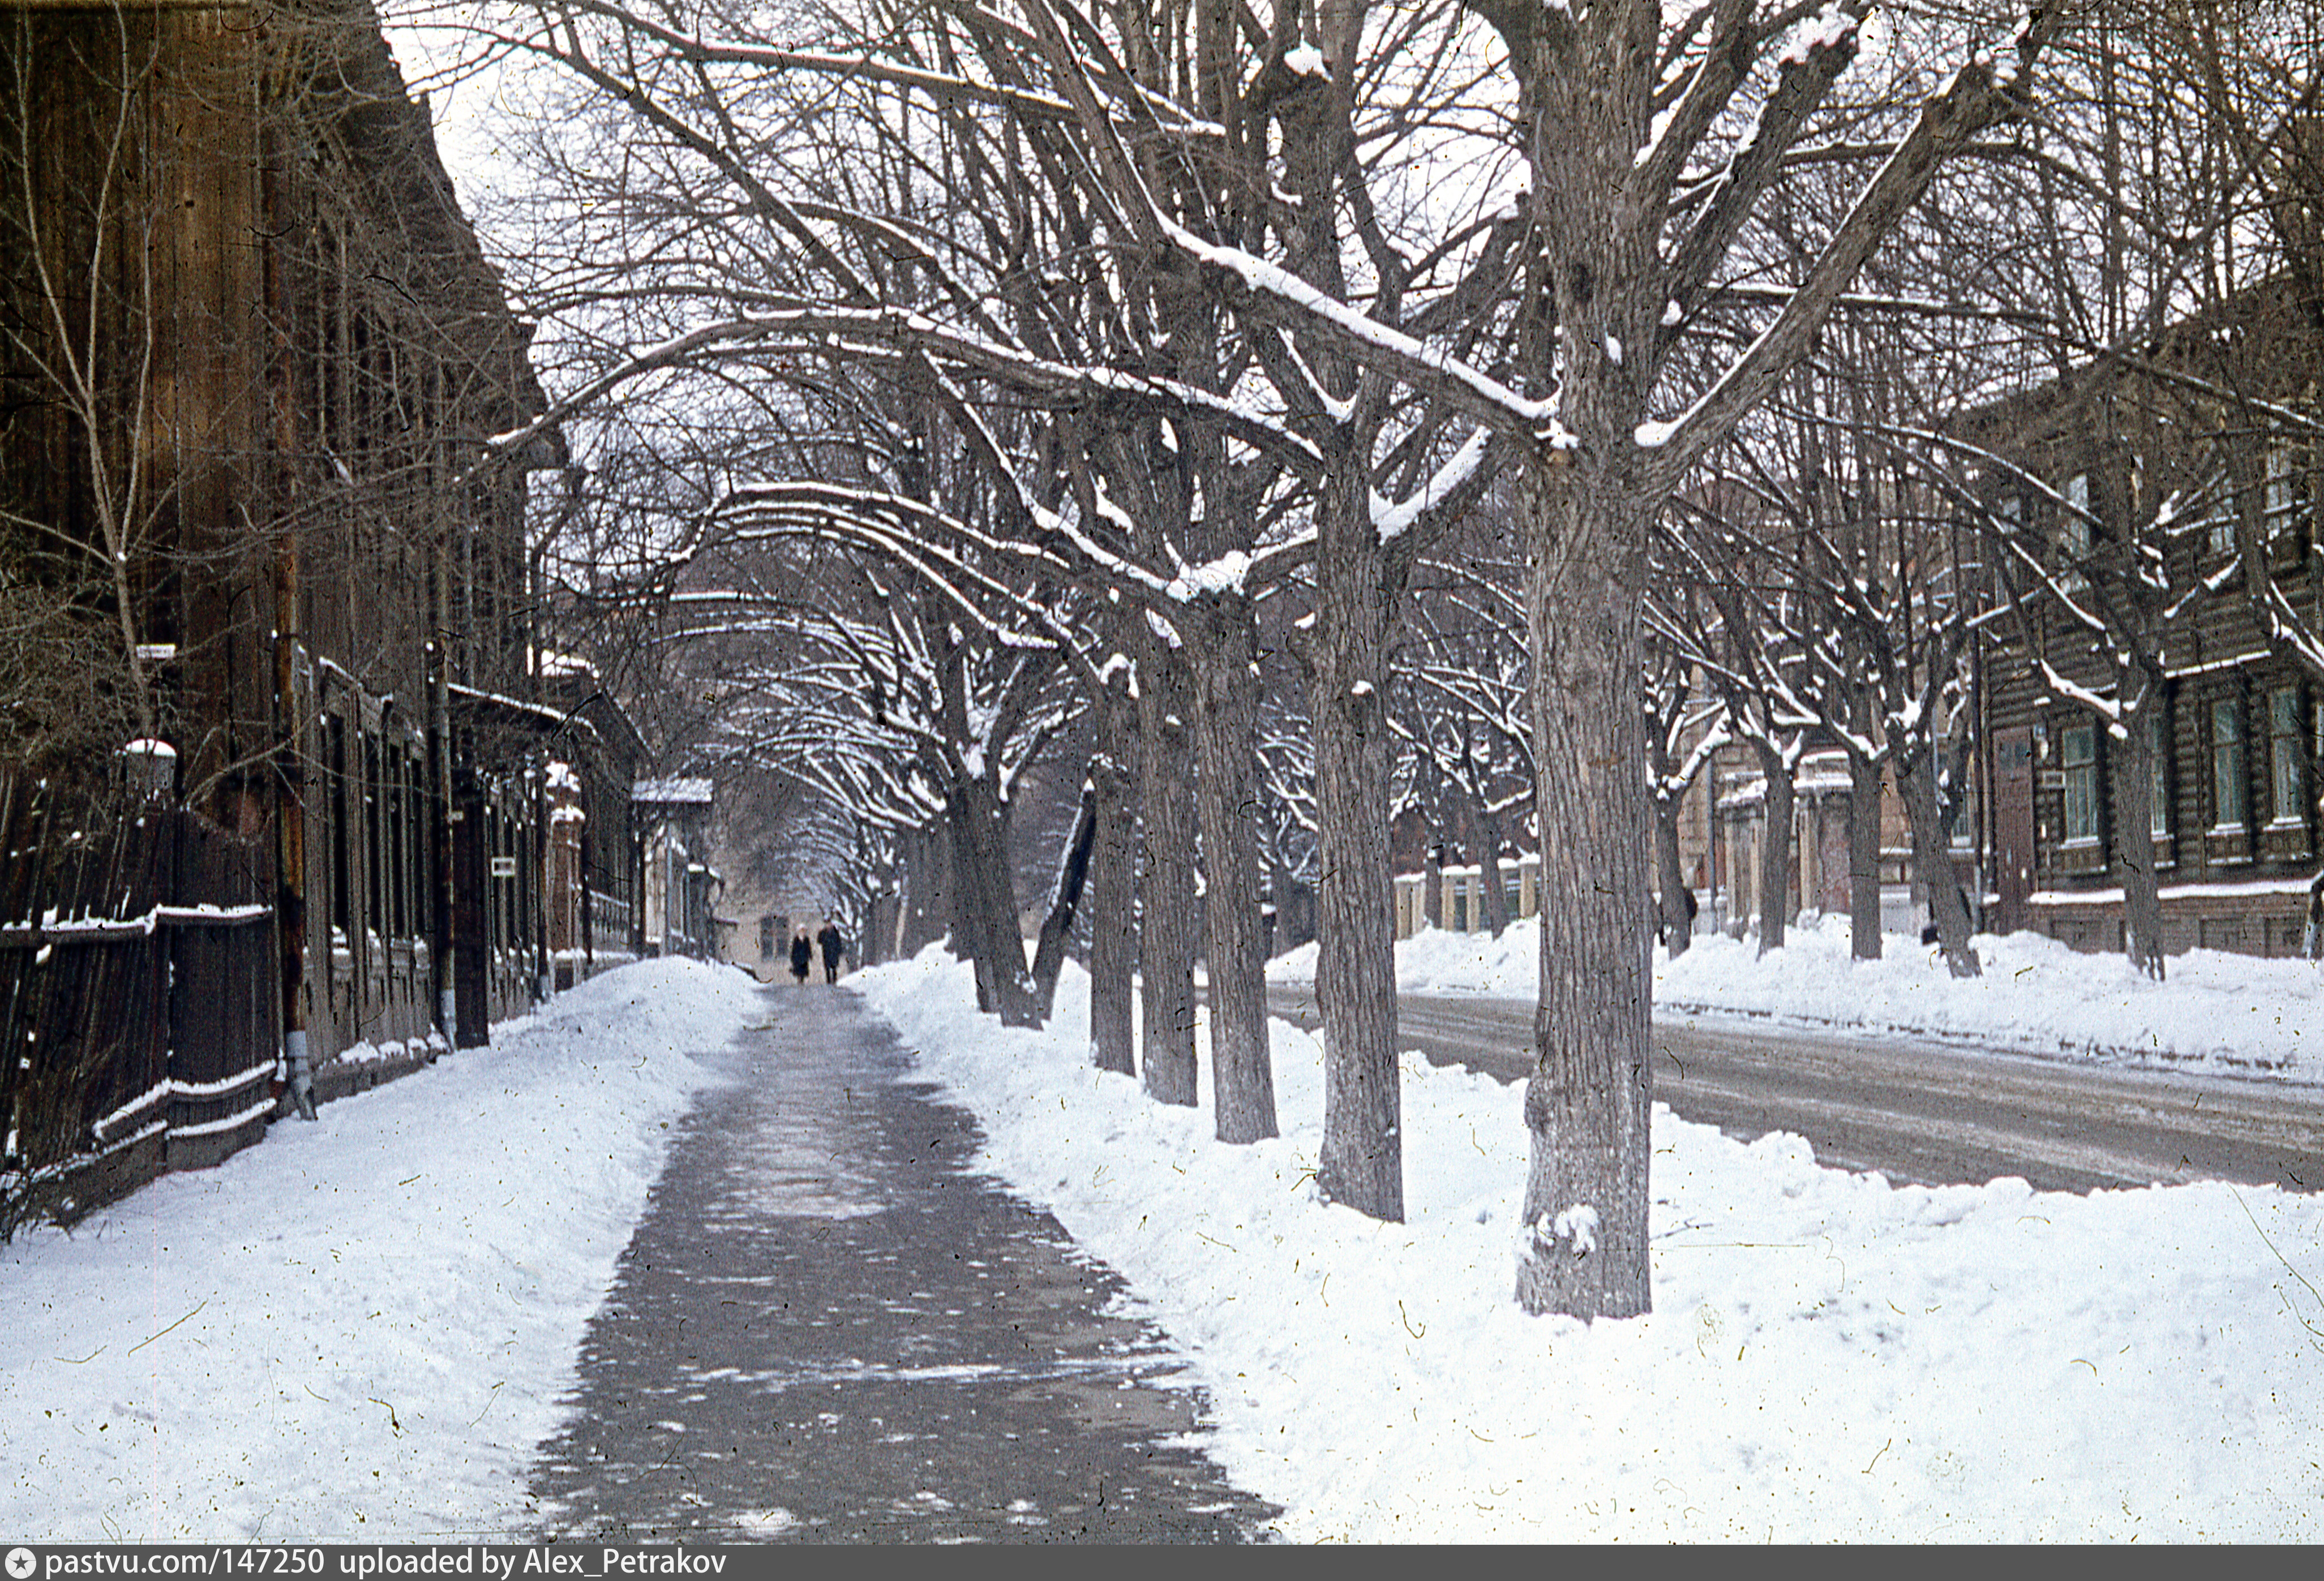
[1651,1000,2297,1079]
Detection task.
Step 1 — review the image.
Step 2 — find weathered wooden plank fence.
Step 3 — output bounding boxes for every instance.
[0,773,275,1238]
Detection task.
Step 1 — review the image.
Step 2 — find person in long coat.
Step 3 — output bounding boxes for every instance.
[789,925,813,985]
[817,921,845,983]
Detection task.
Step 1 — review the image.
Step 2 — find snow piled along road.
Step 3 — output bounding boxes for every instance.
[1293,912,2324,1080]
[4,929,2321,1543]
[858,924,2324,1542]
[0,958,762,1543]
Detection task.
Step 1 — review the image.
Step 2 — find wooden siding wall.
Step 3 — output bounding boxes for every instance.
[1,2,645,1226]
[1979,364,2324,956]
[0,8,276,792]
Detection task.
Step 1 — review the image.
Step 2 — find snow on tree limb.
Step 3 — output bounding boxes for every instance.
[1635,4,2062,487]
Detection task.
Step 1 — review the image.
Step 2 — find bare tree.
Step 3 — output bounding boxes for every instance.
[1124,0,2068,1316]
[425,0,2065,1313]
[1643,612,1724,958]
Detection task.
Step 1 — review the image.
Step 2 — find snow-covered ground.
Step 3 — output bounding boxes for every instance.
[1279,912,2324,1080]
[0,957,763,1543]
[858,920,2324,1541]
[5,929,2320,1542]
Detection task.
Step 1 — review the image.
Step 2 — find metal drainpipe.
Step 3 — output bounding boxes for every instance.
[534,755,552,1002]
[273,552,316,1122]
[265,131,314,1122]
[432,551,458,1043]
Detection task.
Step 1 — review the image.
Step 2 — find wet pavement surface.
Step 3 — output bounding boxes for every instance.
[526,983,1278,1543]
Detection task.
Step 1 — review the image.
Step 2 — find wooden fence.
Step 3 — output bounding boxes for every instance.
[0,774,275,1238]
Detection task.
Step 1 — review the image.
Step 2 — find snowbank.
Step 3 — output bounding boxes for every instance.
[1271,913,2324,1081]
[0,957,764,1543]
[859,947,2324,1542]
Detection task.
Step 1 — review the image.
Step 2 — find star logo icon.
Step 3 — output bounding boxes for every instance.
[6,1547,36,1580]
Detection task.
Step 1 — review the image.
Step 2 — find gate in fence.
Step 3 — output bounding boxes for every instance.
[0,773,276,1237]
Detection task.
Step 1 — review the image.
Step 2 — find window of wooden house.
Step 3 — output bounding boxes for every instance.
[328,713,352,944]
[2060,473,2091,594]
[2270,685,2306,826]
[2206,467,2237,558]
[387,752,408,942]
[496,805,514,955]
[364,732,385,943]
[520,803,539,965]
[2211,698,2249,830]
[480,801,496,954]
[406,752,429,943]
[395,749,419,943]
[2148,709,2171,837]
[2263,442,2309,560]
[1945,752,1975,849]
[505,807,520,956]
[2061,723,2099,844]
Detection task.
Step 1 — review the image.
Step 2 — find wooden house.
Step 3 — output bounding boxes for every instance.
[0,0,636,1223]
[1967,279,2324,956]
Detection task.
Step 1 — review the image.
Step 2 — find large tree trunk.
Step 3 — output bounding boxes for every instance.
[1310,461,1402,1220]
[864,880,898,967]
[1186,595,1277,1144]
[1470,793,1513,938]
[1087,676,1141,1075]
[2112,703,2167,981]
[1847,749,1884,961]
[949,770,1038,1024]
[1267,849,1315,955]
[898,820,949,957]
[1899,744,1980,978]
[1027,781,1098,1023]
[1654,785,1691,958]
[1516,460,1654,1322]
[1487,0,2058,1323]
[1135,635,1201,1107]
[1753,741,1795,954]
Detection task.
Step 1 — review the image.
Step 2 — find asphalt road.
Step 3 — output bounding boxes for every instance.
[1266,987,2324,1196]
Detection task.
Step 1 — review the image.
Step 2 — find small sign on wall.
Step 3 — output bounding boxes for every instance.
[490,856,518,878]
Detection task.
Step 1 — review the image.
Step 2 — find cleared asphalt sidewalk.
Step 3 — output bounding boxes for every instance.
[524,981,1277,1543]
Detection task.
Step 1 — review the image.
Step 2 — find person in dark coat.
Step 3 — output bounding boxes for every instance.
[817,921,845,983]
[789,925,813,985]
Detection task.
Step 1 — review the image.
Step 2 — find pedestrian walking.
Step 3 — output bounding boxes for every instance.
[790,925,813,985]
[817,920,846,983]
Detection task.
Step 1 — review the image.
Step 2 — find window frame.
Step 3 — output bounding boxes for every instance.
[2269,684,2307,828]
[2059,472,2091,594]
[2149,708,2170,837]
[2060,721,2100,846]
[2211,695,2250,833]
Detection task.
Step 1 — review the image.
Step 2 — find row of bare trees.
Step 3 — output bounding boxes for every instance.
[386,0,2323,1320]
